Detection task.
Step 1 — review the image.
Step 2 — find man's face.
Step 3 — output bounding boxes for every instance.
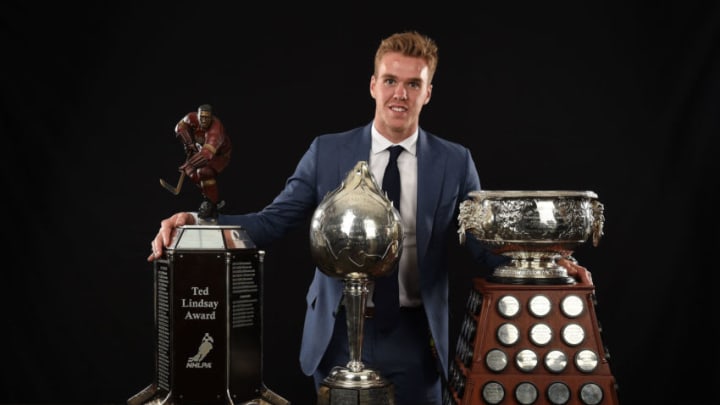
[198,110,212,130]
[370,52,432,140]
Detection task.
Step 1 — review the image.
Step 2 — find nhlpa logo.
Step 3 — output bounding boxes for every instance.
[186,332,214,368]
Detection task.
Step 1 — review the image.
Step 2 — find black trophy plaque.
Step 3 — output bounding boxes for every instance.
[128,225,289,405]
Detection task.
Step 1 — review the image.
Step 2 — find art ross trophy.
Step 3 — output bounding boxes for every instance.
[447,190,619,404]
[309,161,404,405]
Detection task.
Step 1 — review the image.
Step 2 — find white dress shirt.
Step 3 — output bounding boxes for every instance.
[370,125,421,308]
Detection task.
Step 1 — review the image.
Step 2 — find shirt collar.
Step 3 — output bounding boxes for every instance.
[370,125,418,157]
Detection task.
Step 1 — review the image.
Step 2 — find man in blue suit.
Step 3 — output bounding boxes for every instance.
[149,31,586,405]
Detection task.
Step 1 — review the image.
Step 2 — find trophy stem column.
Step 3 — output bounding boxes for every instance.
[344,276,369,372]
[317,274,395,404]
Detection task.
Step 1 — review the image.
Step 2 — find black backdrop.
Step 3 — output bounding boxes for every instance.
[2,3,719,405]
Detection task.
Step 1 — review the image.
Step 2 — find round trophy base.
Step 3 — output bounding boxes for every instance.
[489,259,575,285]
[317,367,395,405]
[488,275,576,285]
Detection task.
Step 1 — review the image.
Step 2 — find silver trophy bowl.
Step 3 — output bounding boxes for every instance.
[309,161,403,399]
[310,161,403,280]
[458,190,604,284]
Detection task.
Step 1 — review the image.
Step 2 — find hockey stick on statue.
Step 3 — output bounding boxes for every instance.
[159,171,185,195]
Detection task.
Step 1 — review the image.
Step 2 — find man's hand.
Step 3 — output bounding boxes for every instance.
[147,212,196,262]
[558,257,593,285]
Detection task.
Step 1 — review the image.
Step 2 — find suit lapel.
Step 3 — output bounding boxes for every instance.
[338,124,373,182]
[416,130,445,263]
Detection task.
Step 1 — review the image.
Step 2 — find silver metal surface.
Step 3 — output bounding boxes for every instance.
[529,323,553,346]
[482,382,505,404]
[323,365,390,389]
[497,295,521,318]
[575,349,599,373]
[310,161,403,279]
[309,161,403,390]
[528,294,552,317]
[560,294,585,317]
[497,323,520,346]
[547,382,571,404]
[515,349,538,372]
[561,323,586,346]
[172,225,257,250]
[515,382,538,405]
[485,349,509,372]
[544,349,568,373]
[579,383,604,404]
[458,190,604,282]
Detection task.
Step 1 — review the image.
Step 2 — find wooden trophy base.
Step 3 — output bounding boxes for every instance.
[446,277,619,405]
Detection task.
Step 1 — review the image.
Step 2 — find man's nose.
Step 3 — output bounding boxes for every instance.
[393,86,408,100]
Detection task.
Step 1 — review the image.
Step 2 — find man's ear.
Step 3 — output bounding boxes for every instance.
[424,83,433,105]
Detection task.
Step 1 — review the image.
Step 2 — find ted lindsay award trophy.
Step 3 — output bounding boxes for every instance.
[309,161,404,405]
[128,105,288,405]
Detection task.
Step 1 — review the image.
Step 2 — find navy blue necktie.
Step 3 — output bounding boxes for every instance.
[374,145,403,330]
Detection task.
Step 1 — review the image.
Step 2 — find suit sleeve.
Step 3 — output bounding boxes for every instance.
[218,138,321,247]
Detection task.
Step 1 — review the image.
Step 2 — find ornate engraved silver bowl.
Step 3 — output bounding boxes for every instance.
[458,190,604,284]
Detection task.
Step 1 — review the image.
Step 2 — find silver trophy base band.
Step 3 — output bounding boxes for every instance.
[323,365,392,389]
[490,253,575,284]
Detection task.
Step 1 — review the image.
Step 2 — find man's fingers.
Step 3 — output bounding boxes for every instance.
[160,214,182,247]
[148,213,194,262]
[558,258,594,285]
[147,235,164,262]
[148,241,159,262]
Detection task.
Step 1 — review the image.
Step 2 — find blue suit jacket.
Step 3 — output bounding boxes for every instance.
[219,122,500,379]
